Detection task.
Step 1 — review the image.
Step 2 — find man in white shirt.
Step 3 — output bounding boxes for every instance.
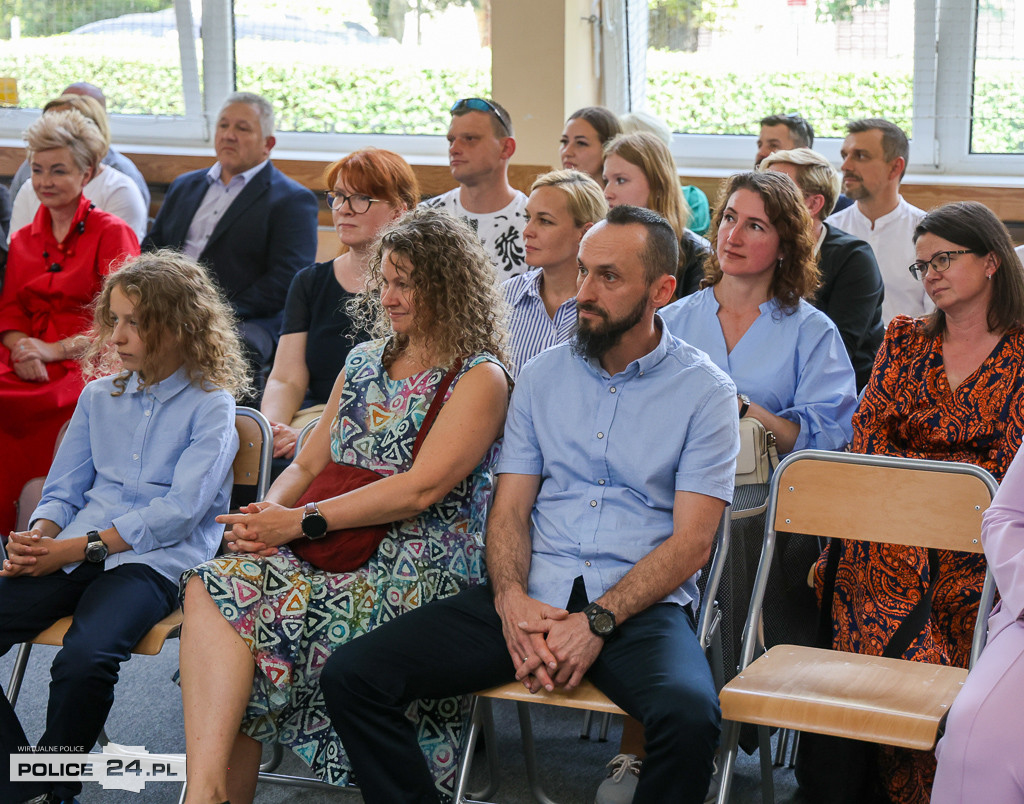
[826,118,929,323]
[421,98,528,278]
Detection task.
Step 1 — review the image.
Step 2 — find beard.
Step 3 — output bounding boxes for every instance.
[842,175,869,201]
[572,295,649,361]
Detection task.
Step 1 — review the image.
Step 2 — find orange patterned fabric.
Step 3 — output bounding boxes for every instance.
[814,315,1024,804]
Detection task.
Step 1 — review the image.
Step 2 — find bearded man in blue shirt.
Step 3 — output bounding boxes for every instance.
[319,205,740,804]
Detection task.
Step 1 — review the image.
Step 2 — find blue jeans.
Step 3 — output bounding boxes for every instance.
[320,583,720,804]
[0,561,177,801]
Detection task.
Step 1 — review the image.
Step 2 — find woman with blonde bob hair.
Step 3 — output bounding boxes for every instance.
[0,251,243,804]
[9,94,148,241]
[502,168,607,376]
[0,109,139,535]
[178,207,512,804]
[261,148,419,460]
[602,131,710,298]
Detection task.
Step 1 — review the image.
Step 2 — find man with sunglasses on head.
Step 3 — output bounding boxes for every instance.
[421,97,529,278]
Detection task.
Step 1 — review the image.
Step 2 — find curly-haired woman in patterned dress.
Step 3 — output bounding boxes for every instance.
[814,201,1024,804]
[178,208,511,804]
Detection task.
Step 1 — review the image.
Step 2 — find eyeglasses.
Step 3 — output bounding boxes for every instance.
[908,250,974,281]
[325,192,382,214]
[450,97,512,136]
[781,113,814,146]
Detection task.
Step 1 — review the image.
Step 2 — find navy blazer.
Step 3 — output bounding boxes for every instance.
[144,161,318,331]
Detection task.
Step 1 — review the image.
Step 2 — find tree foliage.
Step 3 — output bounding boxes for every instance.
[0,0,172,39]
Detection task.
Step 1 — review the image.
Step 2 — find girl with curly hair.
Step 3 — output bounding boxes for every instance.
[179,207,512,804]
[0,250,246,804]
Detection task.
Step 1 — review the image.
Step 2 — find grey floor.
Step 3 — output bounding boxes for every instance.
[2,644,803,803]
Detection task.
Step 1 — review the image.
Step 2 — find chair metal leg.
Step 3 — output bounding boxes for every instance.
[788,730,800,768]
[579,710,593,739]
[597,712,611,742]
[515,701,559,804]
[757,725,776,804]
[260,742,283,773]
[464,697,502,802]
[5,642,33,706]
[773,728,790,766]
[454,697,484,803]
[715,719,741,804]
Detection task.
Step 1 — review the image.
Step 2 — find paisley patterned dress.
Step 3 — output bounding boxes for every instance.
[815,316,1024,803]
[183,339,505,799]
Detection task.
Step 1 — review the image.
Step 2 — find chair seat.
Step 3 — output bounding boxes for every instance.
[28,609,184,656]
[719,645,967,751]
[478,679,626,715]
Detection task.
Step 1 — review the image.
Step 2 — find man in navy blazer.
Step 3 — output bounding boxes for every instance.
[144,91,318,376]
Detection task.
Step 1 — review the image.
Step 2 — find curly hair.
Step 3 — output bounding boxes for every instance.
[702,171,819,313]
[83,250,252,398]
[351,208,509,369]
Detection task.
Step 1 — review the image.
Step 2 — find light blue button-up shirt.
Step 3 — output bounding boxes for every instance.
[501,268,577,379]
[32,367,238,584]
[660,288,857,452]
[497,319,739,610]
[182,159,269,258]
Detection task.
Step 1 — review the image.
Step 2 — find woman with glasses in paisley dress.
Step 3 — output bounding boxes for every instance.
[815,201,1024,804]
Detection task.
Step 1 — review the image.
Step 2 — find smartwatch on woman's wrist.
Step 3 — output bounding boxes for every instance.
[301,502,328,540]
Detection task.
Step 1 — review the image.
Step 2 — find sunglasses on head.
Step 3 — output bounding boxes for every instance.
[450,98,512,136]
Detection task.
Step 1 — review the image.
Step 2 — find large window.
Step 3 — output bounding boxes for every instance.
[638,0,1024,174]
[0,0,490,146]
[972,0,1024,154]
[645,0,915,140]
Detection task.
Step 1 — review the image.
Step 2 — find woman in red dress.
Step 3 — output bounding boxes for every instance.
[0,109,140,533]
[815,201,1024,803]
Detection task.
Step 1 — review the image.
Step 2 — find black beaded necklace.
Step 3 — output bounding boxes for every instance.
[42,202,95,274]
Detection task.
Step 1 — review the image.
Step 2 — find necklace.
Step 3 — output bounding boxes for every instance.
[42,202,94,274]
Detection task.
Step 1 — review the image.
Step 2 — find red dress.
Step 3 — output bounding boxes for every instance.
[814,315,1024,803]
[0,195,139,533]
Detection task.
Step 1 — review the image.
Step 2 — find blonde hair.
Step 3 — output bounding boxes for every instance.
[530,169,608,227]
[604,131,690,234]
[44,94,111,156]
[84,250,252,398]
[352,208,509,369]
[24,109,106,174]
[759,147,841,222]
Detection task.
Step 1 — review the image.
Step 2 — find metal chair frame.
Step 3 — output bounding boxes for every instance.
[714,449,999,804]
[3,407,273,782]
[451,505,732,804]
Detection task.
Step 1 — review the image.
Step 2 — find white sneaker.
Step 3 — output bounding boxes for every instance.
[595,753,642,804]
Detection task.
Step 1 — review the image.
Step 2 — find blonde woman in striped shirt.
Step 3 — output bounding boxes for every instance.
[501,169,607,377]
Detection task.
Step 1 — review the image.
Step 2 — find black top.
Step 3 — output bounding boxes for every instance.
[280,260,369,406]
[815,223,885,391]
[677,229,713,299]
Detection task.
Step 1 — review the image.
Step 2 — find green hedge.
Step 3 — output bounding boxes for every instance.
[2,45,1021,152]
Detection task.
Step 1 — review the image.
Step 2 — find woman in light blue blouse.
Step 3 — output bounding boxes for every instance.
[661,170,857,453]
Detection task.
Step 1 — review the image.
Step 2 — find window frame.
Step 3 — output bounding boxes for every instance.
[0,0,1019,178]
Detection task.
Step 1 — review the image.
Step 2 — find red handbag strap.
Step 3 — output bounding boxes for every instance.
[410,359,464,459]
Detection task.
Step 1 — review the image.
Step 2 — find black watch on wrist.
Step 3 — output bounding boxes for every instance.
[84,530,109,564]
[737,393,751,419]
[582,602,618,640]
[301,502,329,541]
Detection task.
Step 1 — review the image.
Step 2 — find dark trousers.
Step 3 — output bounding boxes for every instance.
[0,561,177,801]
[320,583,720,804]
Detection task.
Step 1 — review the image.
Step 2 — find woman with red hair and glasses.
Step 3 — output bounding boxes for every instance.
[260,148,418,461]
